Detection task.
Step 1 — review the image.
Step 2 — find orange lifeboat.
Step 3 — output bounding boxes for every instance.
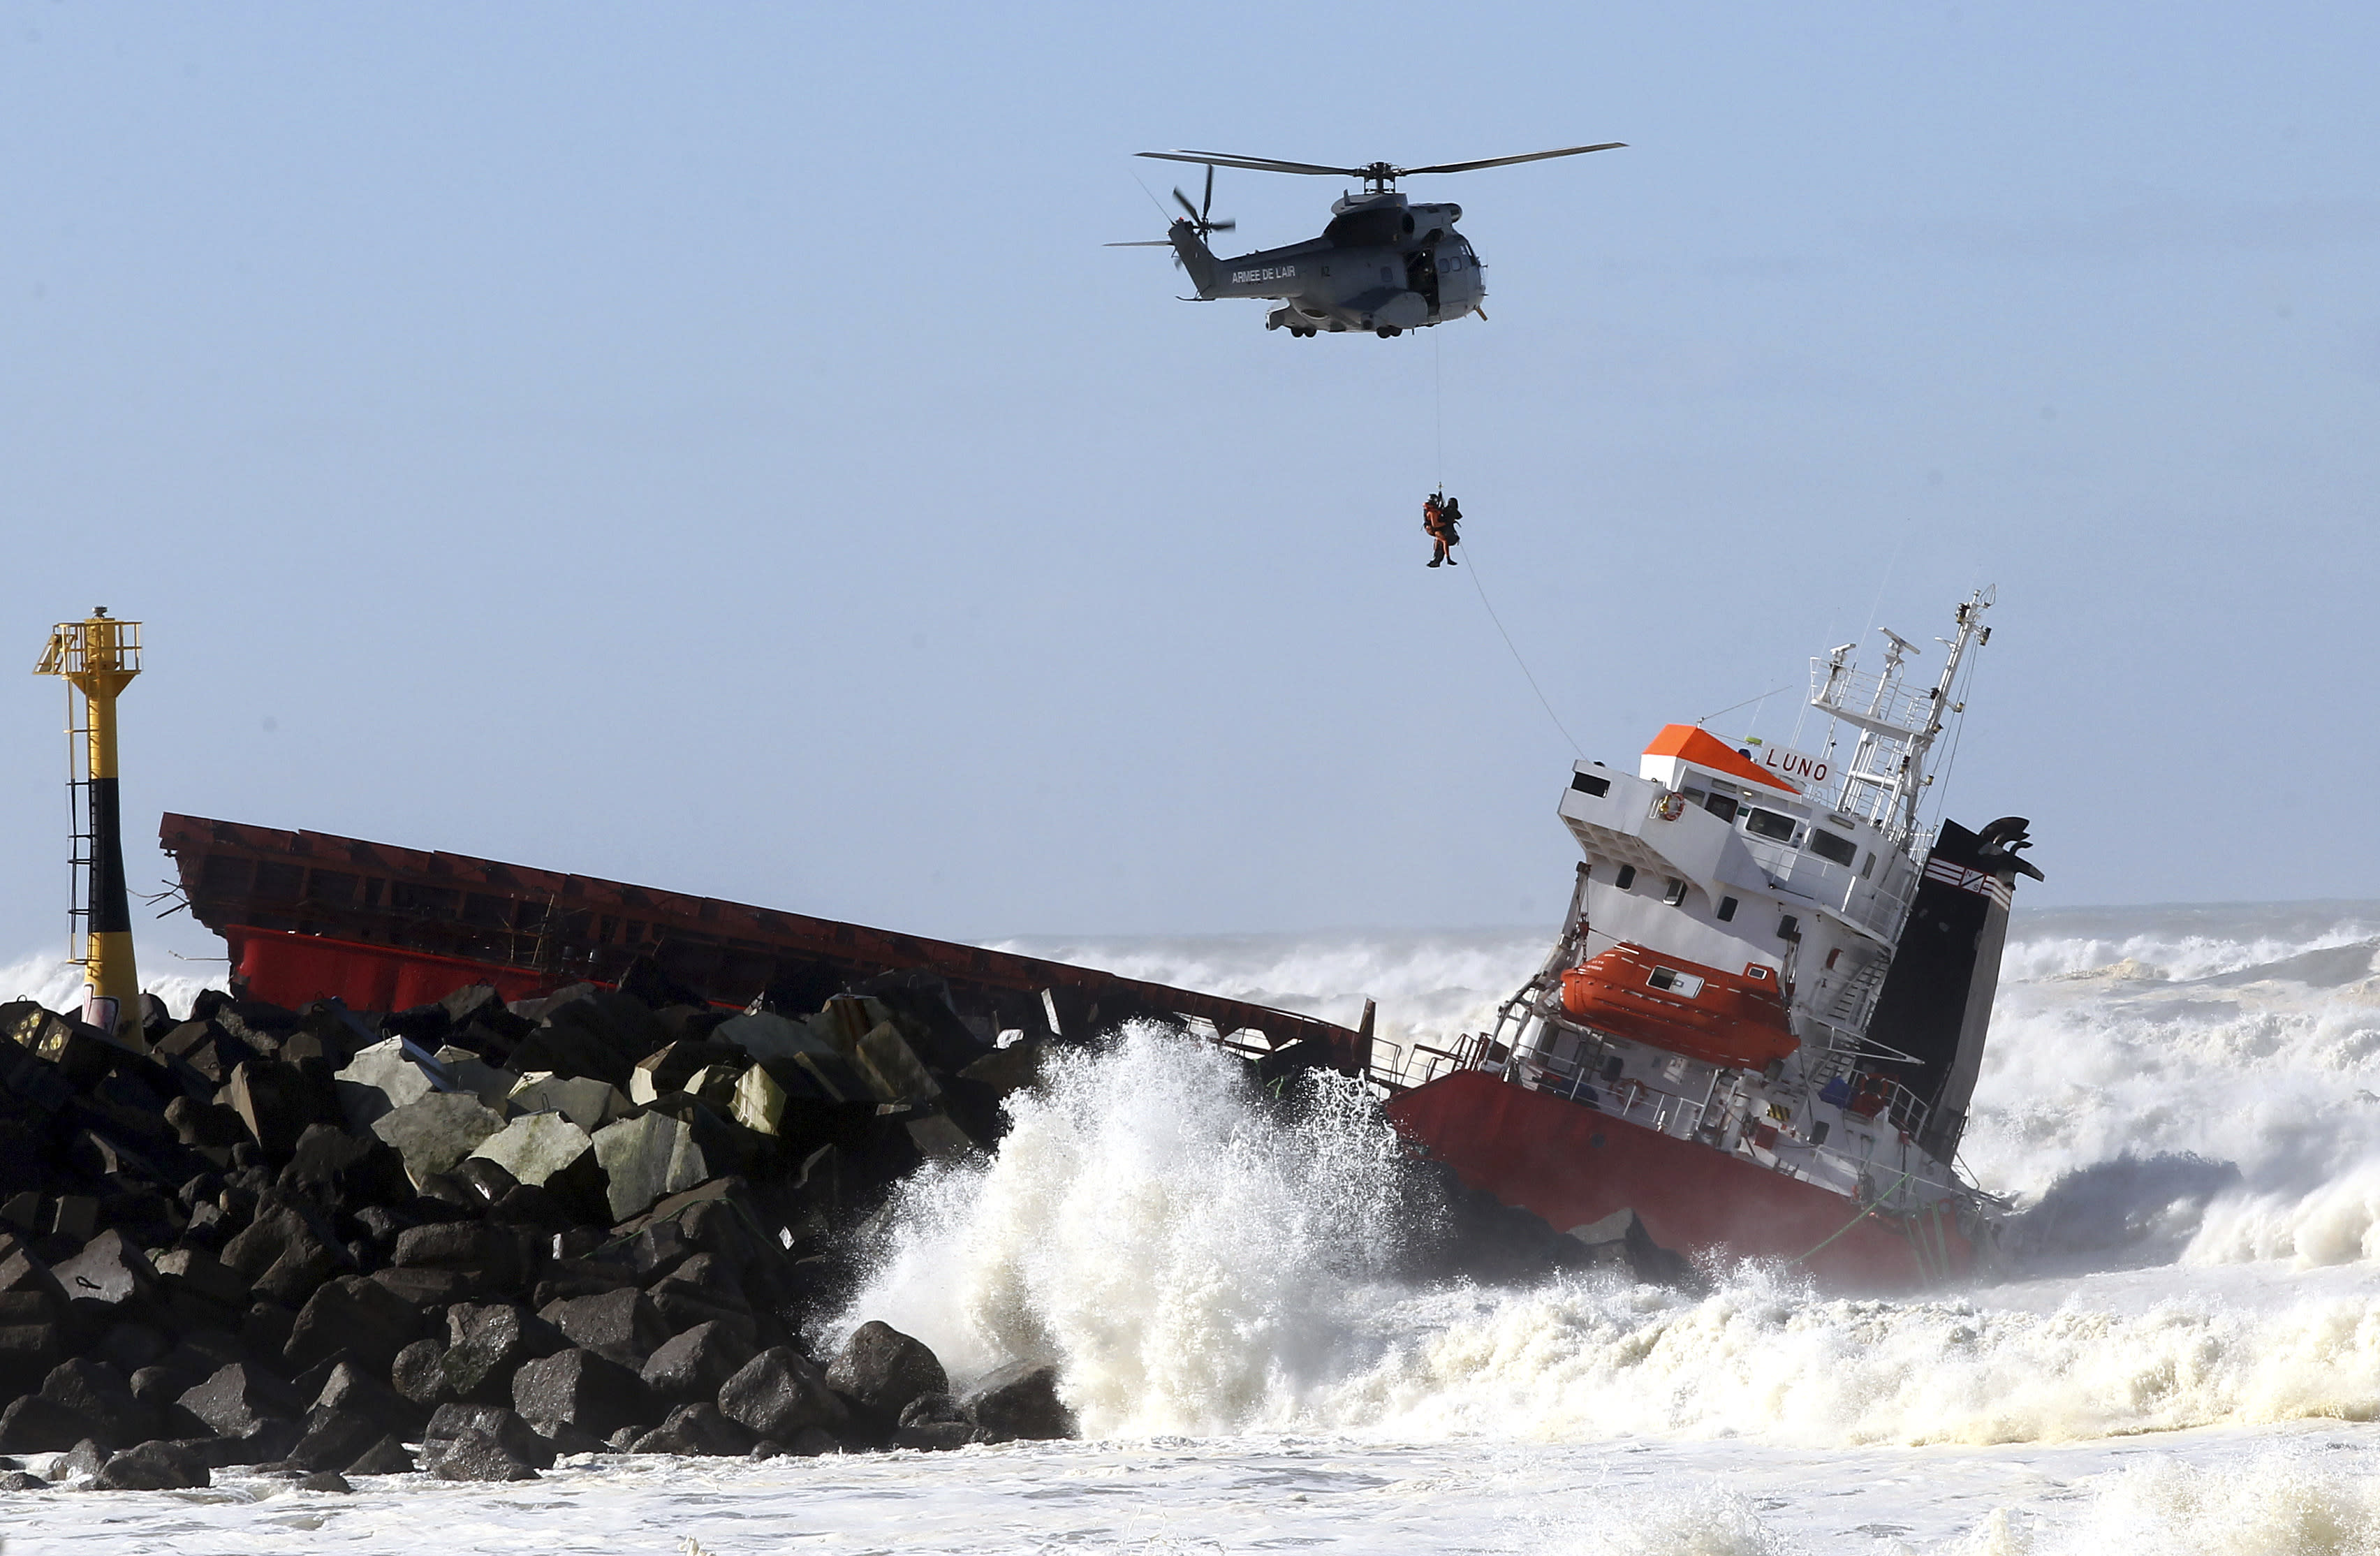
[1559,942,1798,1071]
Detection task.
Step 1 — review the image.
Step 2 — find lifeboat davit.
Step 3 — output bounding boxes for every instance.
[1559,942,1798,1071]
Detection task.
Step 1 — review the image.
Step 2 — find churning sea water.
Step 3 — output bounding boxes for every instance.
[4,902,2378,1554]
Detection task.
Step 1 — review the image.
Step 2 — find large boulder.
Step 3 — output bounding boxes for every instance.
[825,1321,947,1422]
[538,1288,670,1367]
[284,1276,425,1377]
[717,1346,849,1442]
[512,1346,650,1439]
[390,1219,533,1286]
[226,1060,328,1157]
[281,1122,410,1208]
[0,1322,66,1396]
[440,1302,564,1404]
[284,1407,386,1474]
[963,1361,1075,1442]
[638,1321,756,1405]
[371,1093,507,1189]
[221,1206,341,1309]
[0,1394,99,1453]
[51,1231,158,1315]
[629,1401,749,1457]
[153,1021,258,1086]
[423,1425,540,1481]
[311,1358,427,1439]
[390,1338,455,1410]
[90,1439,210,1490]
[152,1248,254,1315]
[175,1362,302,1439]
[423,1403,556,1469]
[37,1358,154,1448]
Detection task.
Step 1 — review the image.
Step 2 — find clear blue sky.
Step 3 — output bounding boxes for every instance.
[3,2,2374,969]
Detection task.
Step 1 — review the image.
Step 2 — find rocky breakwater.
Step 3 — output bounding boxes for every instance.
[0,962,1071,1491]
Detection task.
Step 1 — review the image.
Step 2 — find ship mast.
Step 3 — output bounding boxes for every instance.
[1809,588,1993,844]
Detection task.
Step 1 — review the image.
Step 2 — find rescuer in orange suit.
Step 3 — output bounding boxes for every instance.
[1424,492,1462,567]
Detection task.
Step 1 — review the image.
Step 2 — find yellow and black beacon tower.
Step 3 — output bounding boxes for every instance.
[34,608,144,1043]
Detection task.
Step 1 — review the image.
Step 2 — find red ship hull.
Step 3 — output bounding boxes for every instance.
[1386,1069,1974,1293]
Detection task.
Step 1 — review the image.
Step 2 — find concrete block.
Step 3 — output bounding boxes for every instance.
[730,1064,786,1137]
[370,1094,507,1190]
[855,1022,940,1104]
[470,1113,595,1189]
[334,1038,453,1133]
[433,1047,518,1112]
[589,1113,707,1221]
[506,1072,625,1132]
[712,1012,839,1066]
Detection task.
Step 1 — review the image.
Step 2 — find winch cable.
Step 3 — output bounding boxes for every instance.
[1433,331,1445,488]
[1456,536,1583,758]
[1426,333,1582,758]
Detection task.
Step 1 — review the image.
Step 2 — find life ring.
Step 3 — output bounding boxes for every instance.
[1652,792,1687,822]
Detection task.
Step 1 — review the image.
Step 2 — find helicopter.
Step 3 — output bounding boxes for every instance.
[1111,142,1624,337]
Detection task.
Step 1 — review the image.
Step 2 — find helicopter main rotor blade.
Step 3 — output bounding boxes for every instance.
[1139,149,1353,177]
[1397,142,1627,176]
[1103,240,1176,247]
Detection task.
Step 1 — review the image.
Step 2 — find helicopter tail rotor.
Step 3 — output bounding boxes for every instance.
[1171,164,1236,240]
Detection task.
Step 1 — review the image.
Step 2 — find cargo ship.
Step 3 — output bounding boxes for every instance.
[1384,590,2040,1291]
[156,815,1376,1075]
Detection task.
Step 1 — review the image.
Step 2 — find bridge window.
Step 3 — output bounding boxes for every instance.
[1705,793,1740,822]
[1570,771,1610,798]
[1663,877,1687,906]
[1744,807,1796,842]
[1717,896,1739,922]
[1614,864,1637,889]
[1810,829,1858,867]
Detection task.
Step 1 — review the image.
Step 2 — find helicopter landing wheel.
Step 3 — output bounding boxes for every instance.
[1376,326,1401,337]
[1293,327,1316,337]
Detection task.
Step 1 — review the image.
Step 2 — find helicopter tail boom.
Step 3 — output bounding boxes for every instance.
[1167,220,1220,296]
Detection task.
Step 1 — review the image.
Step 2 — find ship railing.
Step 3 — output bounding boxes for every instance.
[1808,656,1934,740]
[1515,1035,1997,1219]
[1835,861,1921,940]
[1747,1131,1969,1216]
[1391,1032,1511,1089]
[1520,1044,1712,1139]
